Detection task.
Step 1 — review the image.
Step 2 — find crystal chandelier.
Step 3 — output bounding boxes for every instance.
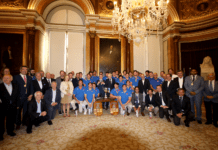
[112,0,169,43]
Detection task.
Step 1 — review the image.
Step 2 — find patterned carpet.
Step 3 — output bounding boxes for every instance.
[0,110,217,150]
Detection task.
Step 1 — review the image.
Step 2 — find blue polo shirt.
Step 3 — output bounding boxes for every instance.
[84,79,92,87]
[111,88,121,100]
[84,89,95,103]
[150,78,162,90]
[130,76,141,87]
[103,76,108,81]
[127,86,134,93]
[118,90,132,104]
[93,88,100,98]
[145,76,150,80]
[123,76,126,79]
[113,76,119,82]
[158,77,164,83]
[117,80,125,90]
[73,86,85,101]
[91,76,99,83]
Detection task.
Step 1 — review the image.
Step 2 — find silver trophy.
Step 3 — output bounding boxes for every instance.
[104,87,108,98]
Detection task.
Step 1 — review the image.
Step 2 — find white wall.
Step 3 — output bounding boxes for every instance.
[133,35,163,74]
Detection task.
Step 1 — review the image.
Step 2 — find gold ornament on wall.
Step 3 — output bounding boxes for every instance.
[0,0,25,8]
[99,0,119,16]
[180,0,218,20]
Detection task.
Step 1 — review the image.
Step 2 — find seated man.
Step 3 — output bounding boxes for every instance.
[131,87,143,117]
[155,85,171,122]
[172,88,194,127]
[73,80,86,114]
[145,89,159,117]
[118,84,132,116]
[84,83,95,114]
[44,81,61,125]
[110,83,121,101]
[27,91,48,134]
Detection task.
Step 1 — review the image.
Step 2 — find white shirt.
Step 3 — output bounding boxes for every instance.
[4,83,12,95]
[191,75,197,81]
[159,92,166,106]
[20,73,27,83]
[37,80,43,89]
[52,89,56,104]
[167,81,171,87]
[143,92,146,102]
[208,80,215,91]
[142,79,144,85]
[149,96,152,102]
[178,77,183,88]
[172,74,178,80]
[36,100,41,114]
[47,78,51,84]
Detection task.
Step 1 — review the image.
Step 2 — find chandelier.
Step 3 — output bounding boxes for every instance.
[112,0,169,43]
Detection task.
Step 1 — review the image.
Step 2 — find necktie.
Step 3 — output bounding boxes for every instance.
[159,93,162,101]
[48,79,51,86]
[209,81,213,92]
[24,75,27,83]
[180,97,183,106]
[192,75,195,82]
[110,79,112,84]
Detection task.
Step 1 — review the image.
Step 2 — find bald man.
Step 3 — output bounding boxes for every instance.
[0,75,19,140]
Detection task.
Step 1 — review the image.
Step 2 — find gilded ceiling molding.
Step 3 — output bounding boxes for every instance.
[28,0,95,15]
[168,3,180,22]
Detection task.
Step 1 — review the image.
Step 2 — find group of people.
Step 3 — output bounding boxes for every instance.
[0,66,217,142]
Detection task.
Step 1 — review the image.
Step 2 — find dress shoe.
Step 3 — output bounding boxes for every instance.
[59,111,62,115]
[16,125,20,130]
[205,121,212,125]
[0,136,4,141]
[185,123,190,127]
[26,130,32,134]
[197,120,202,124]
[167,118,171,122]
[141,112,145,116]
[213,123,218,128]
[127,112,130,116]
[7,132,16,136]
[192,118,196,121]
[48,121,53,125]
[170,115,174,118]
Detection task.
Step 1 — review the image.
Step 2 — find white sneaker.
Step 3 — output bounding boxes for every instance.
[84,109,87,115]
[136,111,139,117]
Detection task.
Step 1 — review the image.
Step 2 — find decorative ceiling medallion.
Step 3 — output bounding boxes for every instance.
[99,0,118,16]
[196,0,209,11]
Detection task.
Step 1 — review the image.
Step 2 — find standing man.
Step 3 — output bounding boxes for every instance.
[97,74,105,97]
[0,75,19,140]
[44,81,61,125]
[145,70,150,79]
[168,68,178,80]
[84,74,92,87]
[138,74,150,101]
[91,70,99,83]
[29,69,36,80]
[73,73,80,88]
[103,72,109,81]
[105,73,115,109]
[13,66,33,129]
[56,70,65,115]
[162,74,177,99]
[68,72,73,82]
[130,70,141,87]
[203,73,218,127]
[155,85,171,122]
[172,88,194,127]
[117,76,125,90]
[158,71,165,83]
[32,72,49,95]
[174,70,186,91]
[150,73,162,93]
[118,84,132,116]
[184,69,204,124]
[40,70,46,80]
[43,72,55,88]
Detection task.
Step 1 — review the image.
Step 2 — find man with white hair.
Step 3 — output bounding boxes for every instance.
[26,91,48,134]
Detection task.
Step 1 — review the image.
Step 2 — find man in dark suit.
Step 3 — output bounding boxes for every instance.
[13,66,34,129]
[73,73,80,88]
[0,75,19,141]
[2,46,13,69]
[97,74,105,97]
[184,69,204,124]
[174,70,186,91]
[138,74,150,94]
[105,73,115,109]
[32,72,49,95]
[162,74,177,99]
[145,89,159,116]
[155,85,171,122]
[44,81,61,125]
[43,72,56,88]
[132,87,144,116]
[26,91,48,134]
[172,88,194,127]
[203,73,218,127]
[56,70,65,114]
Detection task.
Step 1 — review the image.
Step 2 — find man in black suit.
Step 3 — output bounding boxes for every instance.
[105,73,115,109]
[44,81,61,125]
[73,73,80,88]
[172,88,194,127]
[43,72,56,88]
[174,70,186,91]
[162,74,177,99]
[138,74,150,94]
[32,72,49,95]
[155,85,171,122]
[26,91,48,134]
[145,89,159,116]
[2,46,13,69]
[13,66,34,129]
[0,75,19,141]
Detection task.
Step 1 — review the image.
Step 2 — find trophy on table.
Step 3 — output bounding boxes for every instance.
[104,87,108,98]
